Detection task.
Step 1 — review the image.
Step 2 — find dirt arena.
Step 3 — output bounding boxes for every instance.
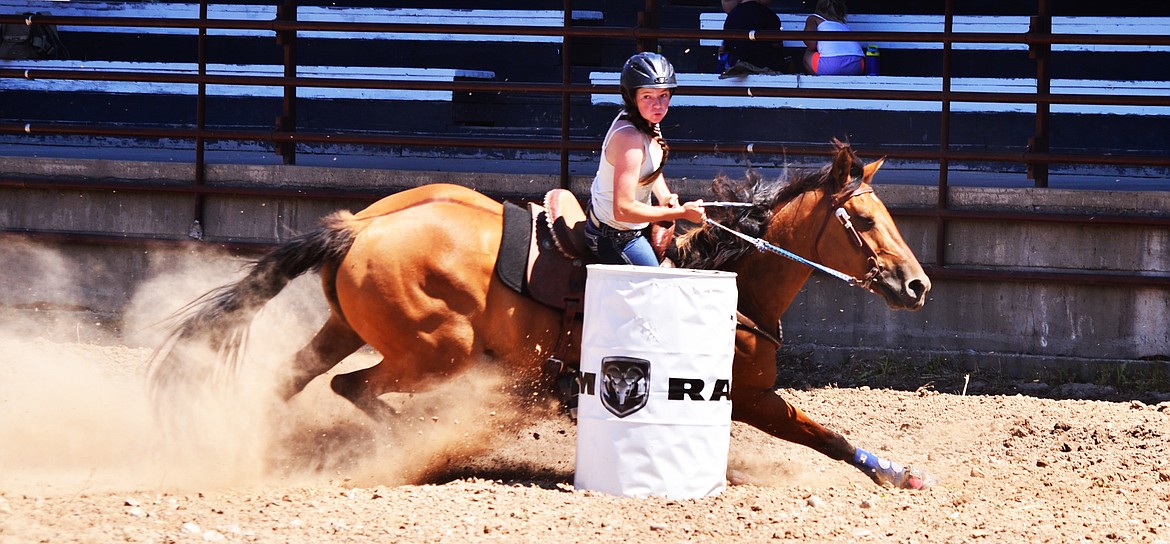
[1,245,1169,543]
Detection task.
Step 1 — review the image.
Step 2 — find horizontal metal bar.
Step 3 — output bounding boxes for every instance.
[4,175,1167,229]
[924,264,1170,288]
[2,227,1164,287]
[6,70,1168,109]
[0,68,588,95]
[3,122,1169,170]
[9,11,1170,48]
[7,12,1170,48]
[888,207,1170,227]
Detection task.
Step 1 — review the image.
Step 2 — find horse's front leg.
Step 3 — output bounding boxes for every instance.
[731,347,933,489]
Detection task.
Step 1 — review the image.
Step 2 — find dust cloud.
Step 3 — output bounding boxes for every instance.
[0,241,527,496]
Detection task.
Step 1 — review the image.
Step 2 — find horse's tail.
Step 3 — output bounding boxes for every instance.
[149,212,358,393]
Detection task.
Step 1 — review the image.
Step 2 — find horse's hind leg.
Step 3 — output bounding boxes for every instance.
[327,320,490,423]
[327,363,409,423]
[278,312,366,401]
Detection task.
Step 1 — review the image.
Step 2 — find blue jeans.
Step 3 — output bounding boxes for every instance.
[584,214,658,266]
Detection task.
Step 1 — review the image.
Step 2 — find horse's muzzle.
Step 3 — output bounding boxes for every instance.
[872,267,931,310]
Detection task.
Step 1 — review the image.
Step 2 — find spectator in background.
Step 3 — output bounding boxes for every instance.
[719,0,787,74]
[802,0,865,75]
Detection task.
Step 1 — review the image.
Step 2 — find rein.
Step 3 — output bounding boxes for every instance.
[703,183,882,289]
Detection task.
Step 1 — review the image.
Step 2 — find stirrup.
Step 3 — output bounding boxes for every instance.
[544,356,579,422]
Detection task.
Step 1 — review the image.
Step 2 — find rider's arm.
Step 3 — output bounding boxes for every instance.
[608,129,705,224]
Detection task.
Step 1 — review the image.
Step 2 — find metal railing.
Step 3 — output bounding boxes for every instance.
[1,0,1168,288]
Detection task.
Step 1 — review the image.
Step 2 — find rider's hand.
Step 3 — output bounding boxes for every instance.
[680,200,706,224]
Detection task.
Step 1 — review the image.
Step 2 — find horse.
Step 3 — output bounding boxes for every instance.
[150,140,934,489]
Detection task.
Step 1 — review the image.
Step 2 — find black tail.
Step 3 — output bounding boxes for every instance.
[149,215,357,392]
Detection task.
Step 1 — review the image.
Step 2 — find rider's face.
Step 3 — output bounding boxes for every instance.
[635,88,671,124]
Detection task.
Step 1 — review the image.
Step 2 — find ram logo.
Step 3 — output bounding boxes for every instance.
[600,356,650,418]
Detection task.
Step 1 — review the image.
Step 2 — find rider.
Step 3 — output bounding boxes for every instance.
[584,52,706,266]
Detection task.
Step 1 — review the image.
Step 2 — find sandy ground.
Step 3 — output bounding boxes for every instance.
[1,243,1168,543]
[1,329,1168,544]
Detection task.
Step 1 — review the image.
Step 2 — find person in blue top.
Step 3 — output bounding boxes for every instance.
[802,0,865,75]
[585,52,706,267]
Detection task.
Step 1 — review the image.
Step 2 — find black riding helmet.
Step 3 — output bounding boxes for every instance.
[619,52,677,102]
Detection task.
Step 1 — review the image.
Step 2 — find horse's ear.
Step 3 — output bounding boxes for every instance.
[829,141,854,191]
[862,157,886,183]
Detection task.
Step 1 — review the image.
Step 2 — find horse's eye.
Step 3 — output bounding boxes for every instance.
[853,215,876,231]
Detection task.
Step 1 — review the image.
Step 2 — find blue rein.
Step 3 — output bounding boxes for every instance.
[704,218,863,286]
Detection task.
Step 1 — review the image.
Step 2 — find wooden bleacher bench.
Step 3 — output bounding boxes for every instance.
[588,71,1170,117]
[4,1,603,43]
[0,60,495,102]
[698,12,1170,53]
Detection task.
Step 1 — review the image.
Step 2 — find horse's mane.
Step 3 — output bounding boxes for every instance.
[675,154,864,270]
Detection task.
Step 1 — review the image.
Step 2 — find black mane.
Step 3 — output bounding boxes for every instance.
[675,159,860,270]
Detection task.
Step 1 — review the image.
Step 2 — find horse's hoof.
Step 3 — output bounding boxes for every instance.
[854,448,936,490]
[726,469,761,486]
[896,467,936,490]
[871,465,935,490]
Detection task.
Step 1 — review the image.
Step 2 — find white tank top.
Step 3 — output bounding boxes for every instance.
[814,15,864,58]
[590,114,660,231]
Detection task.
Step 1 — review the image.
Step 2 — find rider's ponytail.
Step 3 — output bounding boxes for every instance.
[619,107,670,187]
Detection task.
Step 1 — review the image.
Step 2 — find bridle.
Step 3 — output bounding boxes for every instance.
[811,183,883,290]
[704,178,884,290]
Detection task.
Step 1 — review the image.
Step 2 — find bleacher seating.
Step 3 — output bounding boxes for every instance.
[585,11,1170,157]
[3,1,1167,167]
[699,12,1170,52]
[0,60,494,102]
[0,2,593,131]
[597,11,1170,117]
[6,2,603,43]
[0,58,499,133]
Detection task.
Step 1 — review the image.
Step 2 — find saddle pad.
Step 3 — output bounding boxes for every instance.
[496,200,531,295]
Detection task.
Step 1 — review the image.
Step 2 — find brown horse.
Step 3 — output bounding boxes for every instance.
[151,140,933,489]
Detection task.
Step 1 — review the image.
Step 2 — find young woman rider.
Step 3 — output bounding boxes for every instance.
[584,52,707,266]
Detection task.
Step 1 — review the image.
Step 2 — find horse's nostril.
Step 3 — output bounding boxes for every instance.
[907,278,927,299]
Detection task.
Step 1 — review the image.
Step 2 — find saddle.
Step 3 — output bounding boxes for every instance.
[496,188,676,311]
[495,189,676,414]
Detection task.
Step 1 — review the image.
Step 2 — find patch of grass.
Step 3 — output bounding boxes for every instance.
[1095,362,1170,396]
[774,348,1170,403]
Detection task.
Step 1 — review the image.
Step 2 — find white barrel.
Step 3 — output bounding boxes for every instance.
[574,264,738,499]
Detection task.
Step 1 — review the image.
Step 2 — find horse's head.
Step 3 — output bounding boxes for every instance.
[674,140,930,312]
[815,139,930,310]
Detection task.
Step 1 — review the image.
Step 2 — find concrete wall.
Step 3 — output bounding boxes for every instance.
[779,183,1170,374]
[2,156,1167,375]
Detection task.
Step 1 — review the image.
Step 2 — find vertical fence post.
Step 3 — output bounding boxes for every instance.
[275,0,298,165]
[637,0,659,53]
[934,0,954,269]
[191,0,208,239]
[1027,0,1052,188]
[560,0,573,190]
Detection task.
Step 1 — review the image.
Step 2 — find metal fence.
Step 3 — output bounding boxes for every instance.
[1,0,1168,288]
